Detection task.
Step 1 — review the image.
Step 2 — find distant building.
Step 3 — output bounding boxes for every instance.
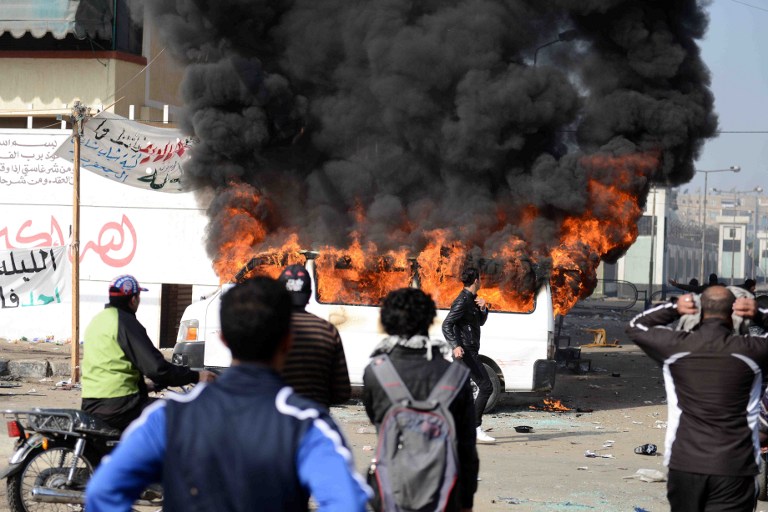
[602,186,766,303]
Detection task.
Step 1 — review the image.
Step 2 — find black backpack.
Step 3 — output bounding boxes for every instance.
[368,354,470,512]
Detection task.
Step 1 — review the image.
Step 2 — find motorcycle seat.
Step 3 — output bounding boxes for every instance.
[28,409,121,438]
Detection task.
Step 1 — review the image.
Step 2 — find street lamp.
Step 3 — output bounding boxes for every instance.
[698,166,740,283]
[533,29,581,67]
[754,186,763,281]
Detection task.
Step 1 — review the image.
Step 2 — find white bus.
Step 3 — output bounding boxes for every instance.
[173,255,556,410]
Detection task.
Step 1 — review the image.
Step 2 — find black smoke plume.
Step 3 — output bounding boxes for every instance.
[130,0,717,304]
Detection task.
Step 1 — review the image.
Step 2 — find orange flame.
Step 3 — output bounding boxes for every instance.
[529,398,572,412]
[210,152,657,316]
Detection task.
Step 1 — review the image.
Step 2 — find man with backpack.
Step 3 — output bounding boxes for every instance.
[363,288,479,512]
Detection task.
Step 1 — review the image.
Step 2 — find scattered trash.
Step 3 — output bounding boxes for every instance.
[514,425,533,433]
[576,466,589,470]
[632,421,643,424]
[576,407,594,413]
[356,427,374,434]
[55,379,71,387]
[623,468,665,482]
[496,497,524,504]
[602,440,615,448]
[655,420,667,429]
[634,443,657,455]
[634,508,651,512]
[362,445,373,451]
[584,450,614,458]
[643,400,653,405]
[611,372,621,377]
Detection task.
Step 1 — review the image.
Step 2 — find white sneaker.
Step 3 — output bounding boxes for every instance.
[476,427,496,443]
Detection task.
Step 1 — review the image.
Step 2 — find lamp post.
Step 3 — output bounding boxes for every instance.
[533,29,581,66]
[697,166,740,282]
[753,186,763,280]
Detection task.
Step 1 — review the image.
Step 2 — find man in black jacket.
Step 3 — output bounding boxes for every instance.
[364,288,479,511]
[627,285,768,511]
[441,267,495,443]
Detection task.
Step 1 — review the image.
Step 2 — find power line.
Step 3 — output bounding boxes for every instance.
[731,0,768,13]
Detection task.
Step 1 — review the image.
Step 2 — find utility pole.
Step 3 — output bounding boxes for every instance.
[70,101,91,383]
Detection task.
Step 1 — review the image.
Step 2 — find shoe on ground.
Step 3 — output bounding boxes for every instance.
[476,427,496,443]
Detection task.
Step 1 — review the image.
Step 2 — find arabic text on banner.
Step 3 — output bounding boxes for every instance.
[0,246,70,310]
[53,112,195,193]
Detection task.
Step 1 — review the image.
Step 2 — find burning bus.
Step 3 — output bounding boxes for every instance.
[173,248,556,410]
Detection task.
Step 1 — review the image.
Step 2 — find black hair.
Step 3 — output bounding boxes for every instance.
[688,278,699,287]
[380,288,437,337]
[108,295,135,312]
[460,267,480,287]
[756,295,768,310]
[219,277,292,362]
[708,273,719,285]
[700,285,736,319]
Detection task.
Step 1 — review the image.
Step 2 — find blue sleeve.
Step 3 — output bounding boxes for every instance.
[85,403,166,512]
[297,419,371,512]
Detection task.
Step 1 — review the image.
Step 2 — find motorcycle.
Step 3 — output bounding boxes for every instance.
[1,408,162,511]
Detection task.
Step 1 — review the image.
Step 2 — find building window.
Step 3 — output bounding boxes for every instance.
[637,216,657,236]
[723,239,741,252]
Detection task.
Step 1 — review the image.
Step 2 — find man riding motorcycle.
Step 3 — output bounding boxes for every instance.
[81,275,216,431]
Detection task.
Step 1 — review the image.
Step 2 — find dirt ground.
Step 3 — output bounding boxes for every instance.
[1,308,767,512]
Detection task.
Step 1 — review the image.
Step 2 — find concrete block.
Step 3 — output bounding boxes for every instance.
[8,360,51,379]
[50,360,73,377]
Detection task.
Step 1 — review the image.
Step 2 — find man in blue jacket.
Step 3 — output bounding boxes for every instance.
[86,276,371,512]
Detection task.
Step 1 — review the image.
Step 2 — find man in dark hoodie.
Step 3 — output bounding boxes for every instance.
[81,275,216,431]
[364,288,479,512]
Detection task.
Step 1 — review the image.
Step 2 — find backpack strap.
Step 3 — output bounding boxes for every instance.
[370,355,415,405]
[427,361,470,406]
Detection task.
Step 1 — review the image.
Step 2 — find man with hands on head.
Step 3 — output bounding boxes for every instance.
[627,286,768,512]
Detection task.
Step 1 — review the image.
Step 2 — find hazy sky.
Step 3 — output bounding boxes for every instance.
[690,0,768,193]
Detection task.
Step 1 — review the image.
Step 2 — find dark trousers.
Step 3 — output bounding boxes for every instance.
[82,393,155,432]
[667,469,757,512]
[459,347,492,428]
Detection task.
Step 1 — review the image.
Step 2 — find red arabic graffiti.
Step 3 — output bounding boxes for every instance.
[0,215,137,268]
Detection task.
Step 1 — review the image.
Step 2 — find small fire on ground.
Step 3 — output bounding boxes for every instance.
[529,398,572,412]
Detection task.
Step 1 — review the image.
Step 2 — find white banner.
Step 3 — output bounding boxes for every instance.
[54,111,195,193]
[0,246,70,310]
